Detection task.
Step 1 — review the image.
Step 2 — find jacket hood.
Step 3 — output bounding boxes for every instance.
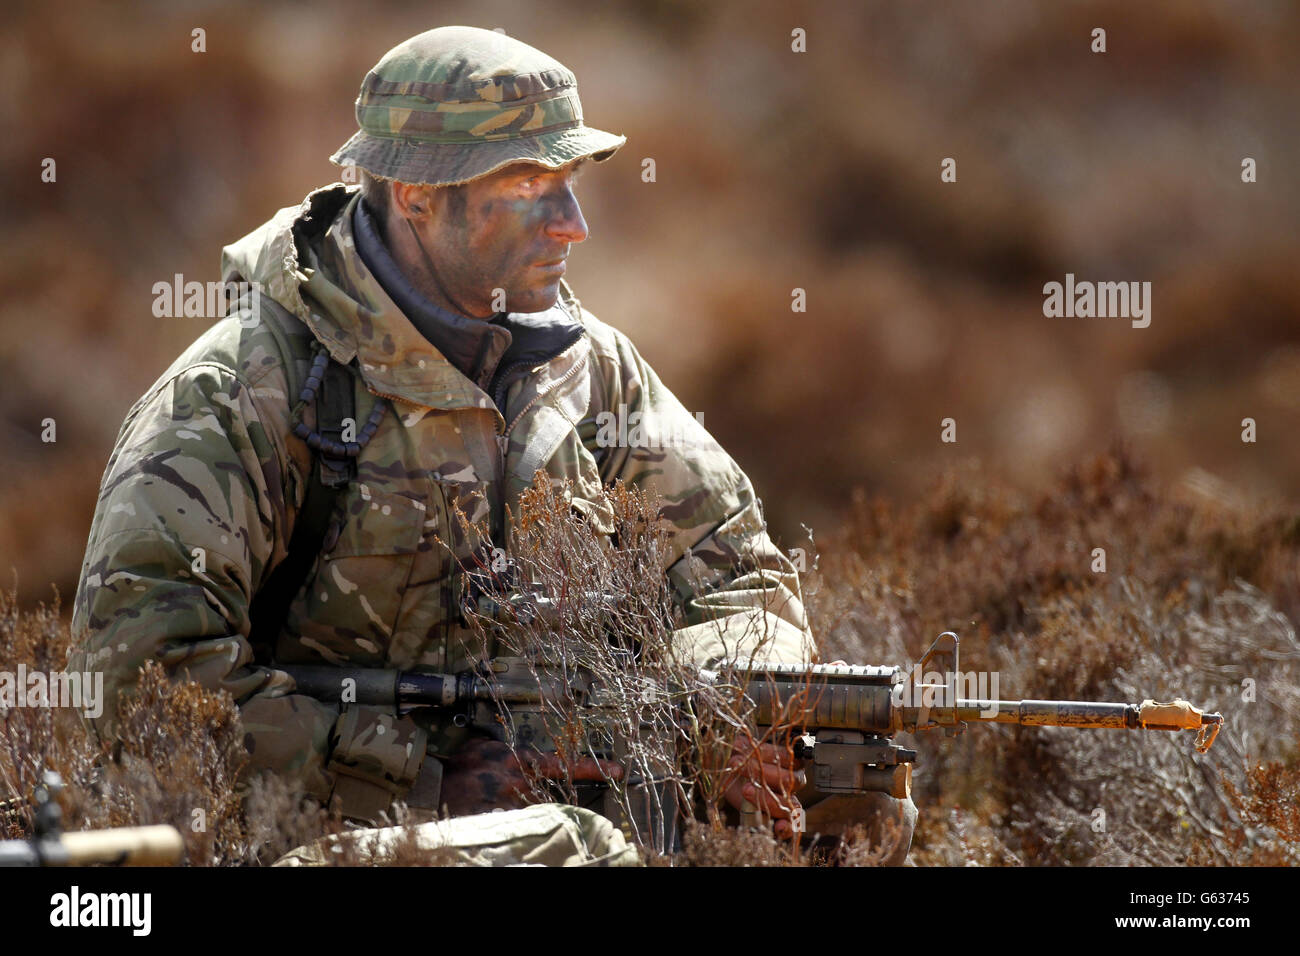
[220,183,361,366]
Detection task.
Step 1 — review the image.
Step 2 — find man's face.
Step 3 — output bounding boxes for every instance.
[406,159,589,317]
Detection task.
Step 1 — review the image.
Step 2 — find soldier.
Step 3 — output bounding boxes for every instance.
[70,25,915,860]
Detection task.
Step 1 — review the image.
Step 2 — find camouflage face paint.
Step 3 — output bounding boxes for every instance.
[422,160,588,317]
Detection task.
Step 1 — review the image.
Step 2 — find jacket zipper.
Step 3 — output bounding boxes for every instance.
[365,387,429,413]
[496,341,589,456]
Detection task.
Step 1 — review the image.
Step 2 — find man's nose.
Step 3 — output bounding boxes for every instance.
[545,188,588,243]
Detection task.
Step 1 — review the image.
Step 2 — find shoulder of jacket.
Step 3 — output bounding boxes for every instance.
[562,299,642,376]
[138,302,313,418]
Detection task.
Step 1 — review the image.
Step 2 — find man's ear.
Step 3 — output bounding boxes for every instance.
[391,181,434,221]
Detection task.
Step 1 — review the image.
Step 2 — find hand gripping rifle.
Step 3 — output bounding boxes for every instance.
[278,626,1224,838]
[0,771,185,867]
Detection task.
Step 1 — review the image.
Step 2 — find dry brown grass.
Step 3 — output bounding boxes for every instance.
[1189,760,1300,866]
[806,445,1300,866]
[4,447,1298,866]
[657,818,803,868]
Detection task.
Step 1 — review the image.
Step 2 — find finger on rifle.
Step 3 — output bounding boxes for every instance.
[748,783,798,819]
[728,743,798,775]
[728,758,801,795]
[763,761,804,793]
[759,742,799,769]
[722,783,799,840]
[722,780,751,815]
[723,778,794,817]
[729,781,798,820]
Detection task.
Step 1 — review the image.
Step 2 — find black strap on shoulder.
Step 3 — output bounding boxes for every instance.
[248,349,359,660]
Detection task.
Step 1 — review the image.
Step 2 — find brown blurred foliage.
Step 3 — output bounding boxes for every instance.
[3,0,1299,602]
[1207,761,1300,866]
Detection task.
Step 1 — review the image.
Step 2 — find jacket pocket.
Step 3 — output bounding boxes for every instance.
[288,484,426,664]
[330,483,425,559]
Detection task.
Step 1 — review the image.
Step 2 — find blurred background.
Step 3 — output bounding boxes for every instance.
[2,0,1298,606]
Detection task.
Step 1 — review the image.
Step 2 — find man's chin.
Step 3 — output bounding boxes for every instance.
[505,283,561,315]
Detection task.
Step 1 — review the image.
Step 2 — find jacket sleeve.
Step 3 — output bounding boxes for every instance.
[70,352,340,800]
[585,321,816,668]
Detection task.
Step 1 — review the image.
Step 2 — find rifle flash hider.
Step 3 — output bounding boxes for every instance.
[1136,699,1223,753]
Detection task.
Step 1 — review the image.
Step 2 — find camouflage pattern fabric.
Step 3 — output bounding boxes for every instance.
[330,26,625,187]
[69,183,814,819]
[272,803,641,867]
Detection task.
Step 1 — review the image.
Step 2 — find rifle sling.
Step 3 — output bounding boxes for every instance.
[248,350,356,659]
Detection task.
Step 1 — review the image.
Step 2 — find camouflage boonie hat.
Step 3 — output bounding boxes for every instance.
[330,26,626,187]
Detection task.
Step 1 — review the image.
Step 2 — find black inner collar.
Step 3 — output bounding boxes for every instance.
[352,197,585,405]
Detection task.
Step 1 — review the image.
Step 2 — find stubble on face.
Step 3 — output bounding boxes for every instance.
[410,160,588,318]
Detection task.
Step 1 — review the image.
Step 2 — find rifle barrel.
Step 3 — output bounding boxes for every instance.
[279,662,1224,751]
[950,697,1223,752]
[953,699,1135,729]
[55,825,185,866]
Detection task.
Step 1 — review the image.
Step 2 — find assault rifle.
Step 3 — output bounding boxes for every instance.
[280,626,1224,842]
[0,771,184,867]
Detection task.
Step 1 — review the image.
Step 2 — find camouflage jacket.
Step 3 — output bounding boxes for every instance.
[70,184,813,819]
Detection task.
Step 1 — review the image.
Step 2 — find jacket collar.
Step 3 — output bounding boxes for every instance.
[351,197,515,394]
[223,183,587,413]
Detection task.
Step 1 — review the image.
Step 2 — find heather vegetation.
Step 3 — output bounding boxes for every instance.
[3,449,1297,866]
[804,447,1300,865]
